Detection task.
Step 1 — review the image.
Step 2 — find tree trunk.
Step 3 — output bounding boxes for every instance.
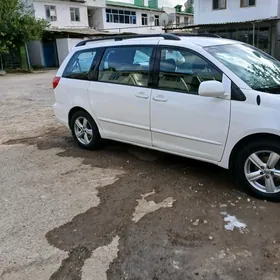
[0,54,3,71]
[25,43,31,71]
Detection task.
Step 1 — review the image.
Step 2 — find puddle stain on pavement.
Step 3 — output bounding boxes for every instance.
[5,132,279,280]
[45,173,177,280]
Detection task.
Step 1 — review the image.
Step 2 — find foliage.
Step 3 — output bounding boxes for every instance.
[0,0,49,55]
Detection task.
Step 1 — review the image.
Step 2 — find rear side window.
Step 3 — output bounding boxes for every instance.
[98,46,153,87]
[63,49,97,80]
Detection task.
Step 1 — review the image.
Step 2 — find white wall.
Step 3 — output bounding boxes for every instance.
[86,0,106,8]
[33,1,89,28]
[27,41,45,67]
[176,14,193,25]
[95,7,164,33]
[89,7,105,29]
[104,25,164,33]
[194,0,279,25]
[56,38,83,65]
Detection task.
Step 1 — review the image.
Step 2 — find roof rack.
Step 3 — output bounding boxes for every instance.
[173,33,221,38]
[76,33,180,47]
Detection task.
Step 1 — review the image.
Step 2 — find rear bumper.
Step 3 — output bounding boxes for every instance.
[53,102,69,129]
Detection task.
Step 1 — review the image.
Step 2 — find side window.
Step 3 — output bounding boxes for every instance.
[98,46,153,87]
[63,49,97,80]
[158,48,222,94]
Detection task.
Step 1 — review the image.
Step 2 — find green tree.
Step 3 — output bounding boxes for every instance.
[0,0,49,70]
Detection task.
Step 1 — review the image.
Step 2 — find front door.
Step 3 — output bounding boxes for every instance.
[151,47,231,162]
[87,45,154,146]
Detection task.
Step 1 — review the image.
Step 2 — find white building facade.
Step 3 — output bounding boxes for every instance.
[92,3,164,33]
[192,0,280,58]
[194,0,280,25]
[32,0,90,28]
[27,0,193,67]
[30,0,193,33]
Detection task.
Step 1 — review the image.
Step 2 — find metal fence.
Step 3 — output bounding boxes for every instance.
[1,45,28,70]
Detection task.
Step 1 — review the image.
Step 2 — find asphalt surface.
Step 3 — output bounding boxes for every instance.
[1,71,280,280]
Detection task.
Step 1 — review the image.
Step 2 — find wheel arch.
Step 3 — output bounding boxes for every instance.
[68,106,91,128]
[229,133,280,170]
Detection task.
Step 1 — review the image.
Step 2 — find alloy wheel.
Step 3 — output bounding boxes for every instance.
[244,150,280,194]
[74,116,93,145]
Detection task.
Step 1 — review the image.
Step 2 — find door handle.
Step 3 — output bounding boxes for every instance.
[135,92,149,99]
[153,95,168,102]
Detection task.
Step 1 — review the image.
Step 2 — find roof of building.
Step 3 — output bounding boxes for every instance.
[45,27,117,36]
[106,0,164,12]
[176,11,194,16]
[165,17,280,30]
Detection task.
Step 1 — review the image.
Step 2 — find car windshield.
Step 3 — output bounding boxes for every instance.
[205,43,280,93]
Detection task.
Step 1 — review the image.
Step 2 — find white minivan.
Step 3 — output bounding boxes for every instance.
[53,33,280,200]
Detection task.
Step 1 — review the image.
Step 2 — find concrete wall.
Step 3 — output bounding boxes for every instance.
[56,38,84,65]
[86,0,106,8]
[27,41,45,67]
[89,7,105,30]
[33,0,89,28]
[175,14,194,25]
[194,0,279,25]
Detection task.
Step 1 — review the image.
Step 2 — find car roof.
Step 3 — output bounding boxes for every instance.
[74,36,239,51]
[178,36,238,47]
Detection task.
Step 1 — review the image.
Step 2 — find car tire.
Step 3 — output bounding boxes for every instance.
[70,110,101,150]
[234,139,280,201]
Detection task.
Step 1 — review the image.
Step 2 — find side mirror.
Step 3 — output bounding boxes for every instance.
[198,80,226,98]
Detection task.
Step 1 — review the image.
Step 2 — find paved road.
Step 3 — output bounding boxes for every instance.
[0,71,280,280]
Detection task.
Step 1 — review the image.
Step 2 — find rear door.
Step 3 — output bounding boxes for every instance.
[87,45,154,146]
[150,46,231,162]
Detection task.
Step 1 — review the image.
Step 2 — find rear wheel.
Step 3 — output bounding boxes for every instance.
[234,140,280,201]
[70,110,101,150]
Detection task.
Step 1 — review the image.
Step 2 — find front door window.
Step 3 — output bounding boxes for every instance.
[158,48,222,94]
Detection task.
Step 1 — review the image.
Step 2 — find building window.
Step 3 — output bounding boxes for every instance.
[142,14,148,25]
[154,15,159,26]
[106,9,136,24]
[45,5,57,21]
[241,0,256,7]
[213,0,227,10]
[184,17,188,24]
[176,16,180,27]
[70,8,80,21]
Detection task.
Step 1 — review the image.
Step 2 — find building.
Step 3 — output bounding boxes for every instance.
[91,1,193,33]
[192,0,280,58]
[27,0,106,68]
[90,0,165,33]
[26,0,193,68]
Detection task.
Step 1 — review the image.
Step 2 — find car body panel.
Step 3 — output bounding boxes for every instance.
[53,36,280,170]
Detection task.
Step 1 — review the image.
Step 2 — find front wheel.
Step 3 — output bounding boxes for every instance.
[234,140,280,201]
[70,110,101,150]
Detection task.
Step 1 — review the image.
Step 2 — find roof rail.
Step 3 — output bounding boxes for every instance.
[173,33,221,38]
[75,33,180,47]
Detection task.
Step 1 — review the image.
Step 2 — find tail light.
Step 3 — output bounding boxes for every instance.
[53,76,61,89]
